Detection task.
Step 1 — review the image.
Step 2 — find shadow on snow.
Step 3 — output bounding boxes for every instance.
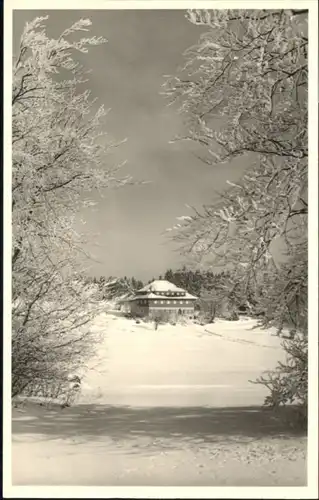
[12,402,306,448]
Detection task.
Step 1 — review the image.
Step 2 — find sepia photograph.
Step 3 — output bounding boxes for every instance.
[4,0,318,497]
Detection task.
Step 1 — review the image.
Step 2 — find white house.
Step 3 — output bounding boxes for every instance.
[119,279,198,319]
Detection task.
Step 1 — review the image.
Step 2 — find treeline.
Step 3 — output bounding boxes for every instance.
[81,266,257,319]
[82,265,301,328]
[160,267,253,320]
[82,268,235,302]
[161,267,229,297]
[78,275,144,300]
[78,265,268,322]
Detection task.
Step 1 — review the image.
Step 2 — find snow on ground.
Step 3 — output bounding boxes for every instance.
[12,315,307,487]
[77,314,287,407]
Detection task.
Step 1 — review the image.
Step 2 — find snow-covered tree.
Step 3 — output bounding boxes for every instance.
[163,9,308,418]
[12,17,132,399]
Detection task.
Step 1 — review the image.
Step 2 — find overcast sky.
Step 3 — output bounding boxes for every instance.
[13,10,248,281]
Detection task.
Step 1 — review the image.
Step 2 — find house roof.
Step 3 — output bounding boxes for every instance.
[120,294,197,303]
[117,295,135,303]
[118,291,198,303]
[117,280,198,303]
[139,280,186,293]
[144,291,197,300]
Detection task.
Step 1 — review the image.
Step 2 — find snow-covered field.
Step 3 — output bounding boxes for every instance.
[12,315,307,487]
[77,314,288,407]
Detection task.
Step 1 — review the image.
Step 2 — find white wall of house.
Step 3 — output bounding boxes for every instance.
[120,292,197,319]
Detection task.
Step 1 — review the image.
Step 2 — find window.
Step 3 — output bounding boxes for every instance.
[174,301,177,304]
[166,301,170,305]
[180,301,183,304]
[154,300,157,304]
[161,301,164,304]
[185,301,188,305]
